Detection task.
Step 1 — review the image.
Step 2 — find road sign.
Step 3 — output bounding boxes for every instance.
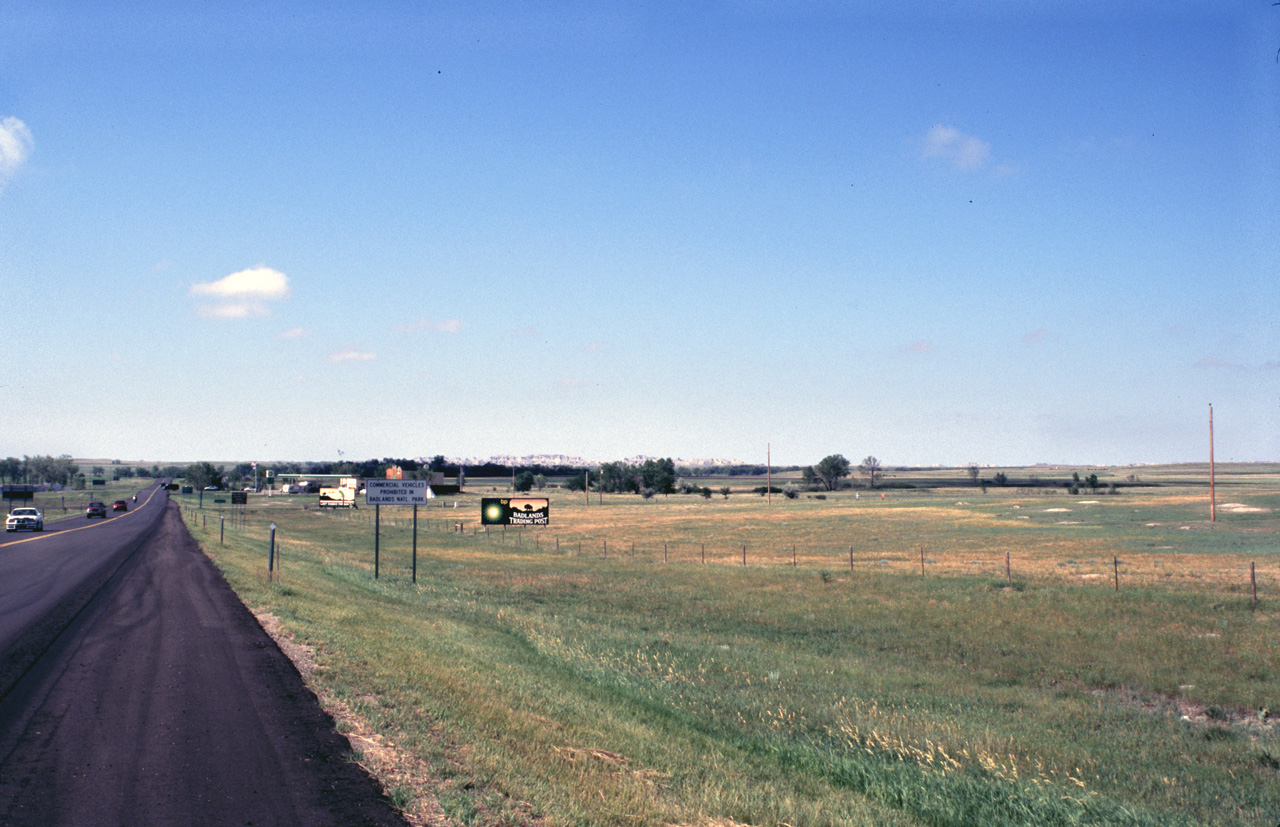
[231,491,248,505]
[1,485,35,501]
[365,479,434,505]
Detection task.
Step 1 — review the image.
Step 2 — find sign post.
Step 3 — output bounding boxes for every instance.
[268,523,277,579]
[365,480,434,580]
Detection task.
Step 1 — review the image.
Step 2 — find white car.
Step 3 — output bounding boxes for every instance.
[6,507,44,532]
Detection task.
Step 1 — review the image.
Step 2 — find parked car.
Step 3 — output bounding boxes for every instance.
[86,502,108,519]
[112,500,128,512]
[6,507,43,532]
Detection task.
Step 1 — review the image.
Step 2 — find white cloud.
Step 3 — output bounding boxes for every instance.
[277,327,307,339]
[922,125,992,171]
[0,117,34,189]
[191,266,290,299]
[190,265,290,319]
[329,346,376,362]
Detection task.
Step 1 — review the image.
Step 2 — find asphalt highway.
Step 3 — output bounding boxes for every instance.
[0,487,407,827]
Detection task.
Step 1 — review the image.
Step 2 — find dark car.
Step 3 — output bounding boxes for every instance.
[112,500,128,512]
[86,501,108,518]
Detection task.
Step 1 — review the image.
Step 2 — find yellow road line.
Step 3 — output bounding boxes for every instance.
[0,487,166,548]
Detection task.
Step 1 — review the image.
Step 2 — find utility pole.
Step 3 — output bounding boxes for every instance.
[1209,404,1216,522]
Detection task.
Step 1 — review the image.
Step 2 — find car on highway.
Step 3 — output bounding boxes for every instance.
[5,507,43,532]
[112,500,128,512]
[86,501,108,519]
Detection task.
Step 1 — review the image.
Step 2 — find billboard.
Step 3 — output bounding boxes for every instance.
[319,487,357,508]
[481,497,550,526]
[365,479,434,505]
[1,485,35,501]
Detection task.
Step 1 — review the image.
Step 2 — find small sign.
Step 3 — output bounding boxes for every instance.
[481,497,550,526]
[366,479,433,505]
[1,485,35,501]
[231,491,248,505]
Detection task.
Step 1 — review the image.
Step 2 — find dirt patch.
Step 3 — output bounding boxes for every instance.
[1221,503,1270,514]
[1093,686,1277,741]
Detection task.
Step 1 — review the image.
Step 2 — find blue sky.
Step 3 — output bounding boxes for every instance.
[1,1,1276,467]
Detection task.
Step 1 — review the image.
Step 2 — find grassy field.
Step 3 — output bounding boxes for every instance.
[18,480,153,522]
[183,465,1279,826]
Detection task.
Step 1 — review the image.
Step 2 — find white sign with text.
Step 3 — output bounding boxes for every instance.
[365,479,434,505]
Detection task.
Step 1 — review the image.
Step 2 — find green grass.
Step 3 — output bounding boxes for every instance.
[15,480,153,524]
[187,468,1279,826]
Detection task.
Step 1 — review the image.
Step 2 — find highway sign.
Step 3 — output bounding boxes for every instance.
[365,479,434,505]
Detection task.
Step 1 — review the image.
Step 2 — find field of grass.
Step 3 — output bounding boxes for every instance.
[184,465,1279,826]
[18,480,153,522]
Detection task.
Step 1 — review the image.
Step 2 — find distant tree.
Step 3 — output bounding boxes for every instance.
[91,465,105,477]
[597,462,638,494]
[859,456,882,489]
[428,455,448,472]
[533,474,547,491]
[0,457,21,483]
[993,472,1008,486]
[967,464,980,485]
[782,483,799,500]
[719,486,731,499]
[1086,473,1099,492]
[514,471,535,492]
[184,461,224,490]
[811,454,851,491]
[24,455,78,486]
[640,458,677,495]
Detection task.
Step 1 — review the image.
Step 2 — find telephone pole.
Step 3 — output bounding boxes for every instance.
[1209,404,1216,522]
